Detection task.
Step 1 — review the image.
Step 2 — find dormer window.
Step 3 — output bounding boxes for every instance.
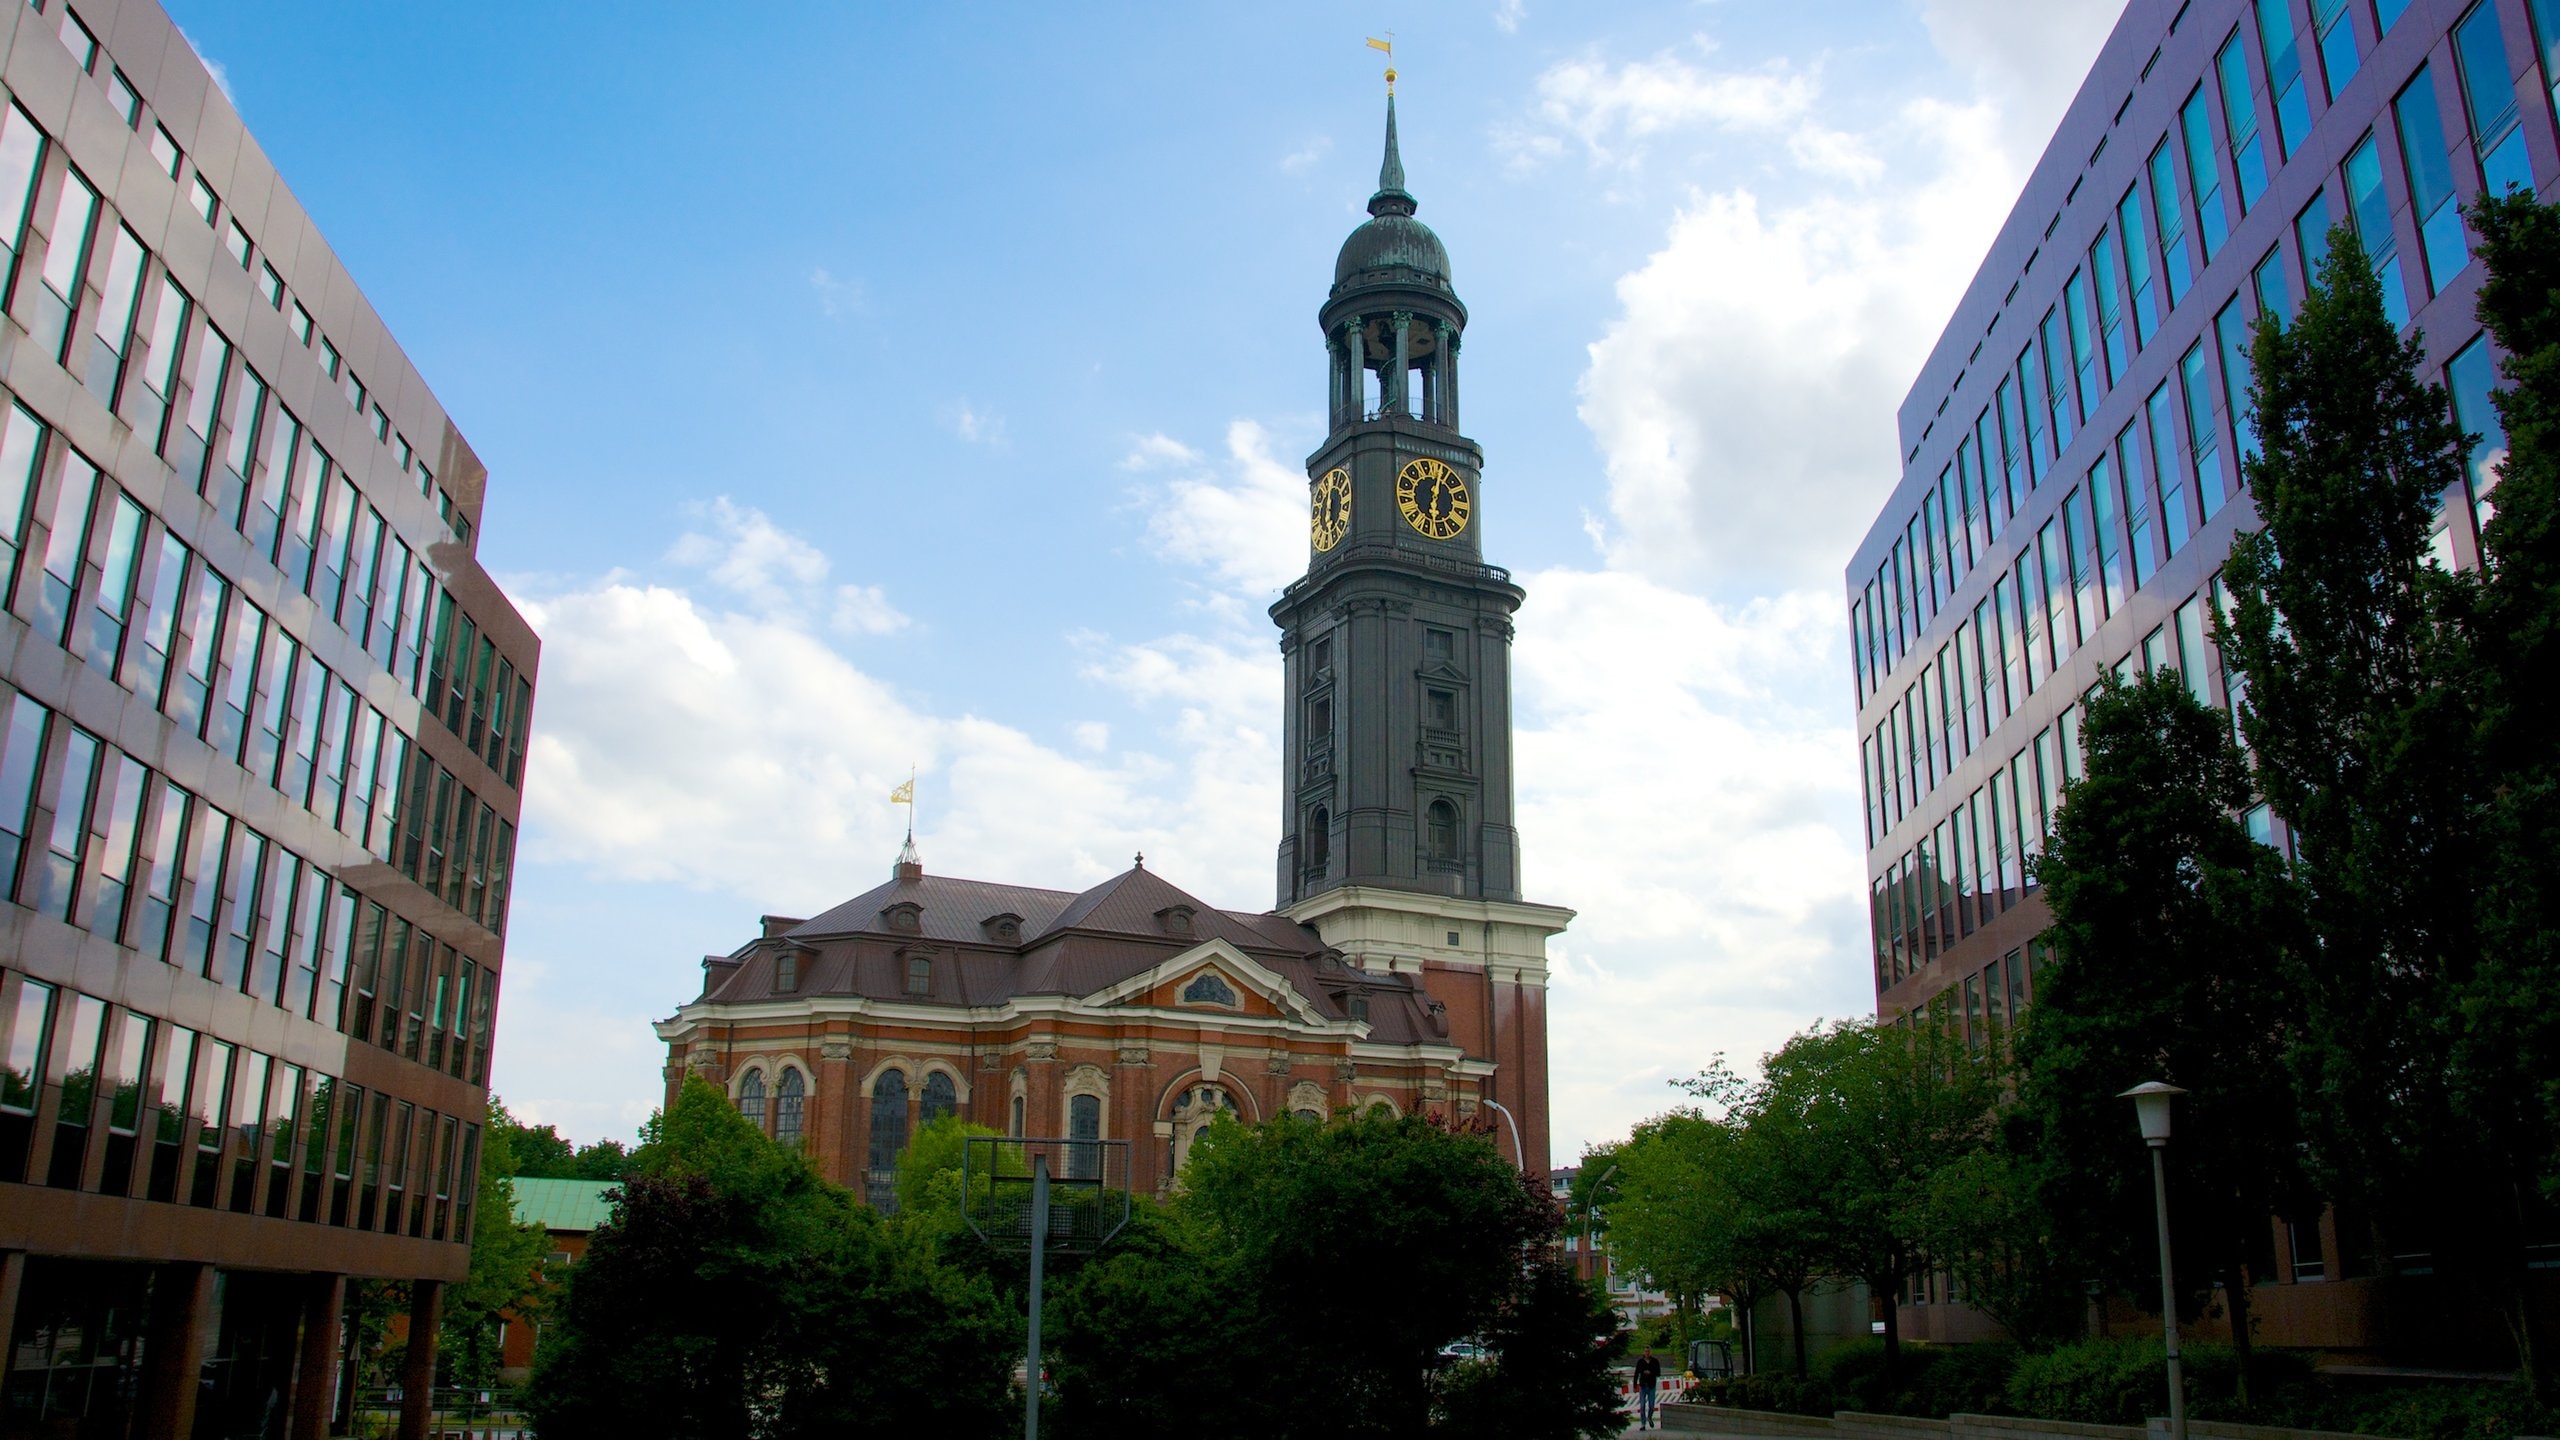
[904,954,933,996]
[1155,904,1196,938]
[881,901,923,935]
[773,950,799,994]
[980,913,1024,943]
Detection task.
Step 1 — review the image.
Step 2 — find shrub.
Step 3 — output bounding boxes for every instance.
[2004,1336,2184,1426]
[1811,1340,2022,1419]
[1684,1371,1836,1417]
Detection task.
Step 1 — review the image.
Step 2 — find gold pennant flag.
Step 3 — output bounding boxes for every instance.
[1365,35,1393,54]
[889,778,914,805]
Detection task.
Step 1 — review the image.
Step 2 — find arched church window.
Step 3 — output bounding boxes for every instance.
[868,1069,908,1174]
[1169,1083,1239,1176]
[921,1070,957,1128]
[774,1068,805,1148]
[1427,799,1459,862]
[1010,1094,1026,1137]
[1067,1093,1102,1180]
[738,1068,766,1130]
[1307,807,1330,873]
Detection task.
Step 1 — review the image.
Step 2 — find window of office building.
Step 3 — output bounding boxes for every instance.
[2395,68,2469,293]
[2344,133,2411,327]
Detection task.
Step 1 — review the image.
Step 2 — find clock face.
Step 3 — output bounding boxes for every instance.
[1396,457,1471,540]
[1311,468,1352,552]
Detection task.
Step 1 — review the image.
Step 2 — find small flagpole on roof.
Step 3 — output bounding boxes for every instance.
[890,767,918,867]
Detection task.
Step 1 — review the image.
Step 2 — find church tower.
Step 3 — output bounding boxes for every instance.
[1271,91,1570,1171]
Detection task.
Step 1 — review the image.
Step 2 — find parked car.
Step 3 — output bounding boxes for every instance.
[1437,1340,1492,1364]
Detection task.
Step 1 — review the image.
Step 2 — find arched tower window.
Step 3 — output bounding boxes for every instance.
[1067,1093,1102,1180]
[867,1069,908,1175]
[774,1068,805,1148]
[1427,799,1459,862]
[1307,807,1330,874]
[921,1070,957,1129]
[1010,1094,1026,1137]
[737,1068,766,1131]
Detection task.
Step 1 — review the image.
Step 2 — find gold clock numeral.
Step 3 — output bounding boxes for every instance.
[1395,456,1471,540]
[1311,468,1353,552]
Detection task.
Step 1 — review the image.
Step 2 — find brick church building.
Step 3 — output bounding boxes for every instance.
[654,92,1571,1202]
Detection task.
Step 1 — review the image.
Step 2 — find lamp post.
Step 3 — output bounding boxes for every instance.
[2121,1081,2188,1440]
[1481,1097,1525,1169]
[1584,1163,1621,1287]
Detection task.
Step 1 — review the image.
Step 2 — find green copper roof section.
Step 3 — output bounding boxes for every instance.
[1370,94,1415,218]
[511,1176,619,1233]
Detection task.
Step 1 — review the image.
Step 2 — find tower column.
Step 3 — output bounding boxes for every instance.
[1440,324,1460,429]
[1350,329,1365,426]
[1391,312,1412,415]
[1341,319,1361,420]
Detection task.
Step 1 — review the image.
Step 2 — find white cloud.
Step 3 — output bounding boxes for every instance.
[1281,137,1333,175]
[1136,418,1308,598]
[1562,4,2118,598]
[1494,0,1527,34]
[1507,48,1873,180]
[664,497,907,636]
[1120,432,1202,470]
[941,401,1009,447]
[1073,721,1111,752]
[809,266,865,318]
[831,584,910,636]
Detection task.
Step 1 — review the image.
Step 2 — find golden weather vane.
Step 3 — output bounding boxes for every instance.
[1367,33,1395,94]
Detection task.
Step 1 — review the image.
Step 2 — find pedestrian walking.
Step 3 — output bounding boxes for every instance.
[1634,1349,1662,1429]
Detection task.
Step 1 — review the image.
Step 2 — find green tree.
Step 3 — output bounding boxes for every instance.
[2463,193,2560,1215]
[2019,671,2312,1391]
[2215,225,2547,1379]
[527,1078,1015,1439]
[441,1101,552,1387]
[1047,1109,1622,1440]
[1752,1020,2001,1379]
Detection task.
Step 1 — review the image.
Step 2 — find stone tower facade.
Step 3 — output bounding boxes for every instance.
[1270,95,1569,1171]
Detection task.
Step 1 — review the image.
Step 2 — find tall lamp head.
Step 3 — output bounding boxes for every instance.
[2118,1080,2187,1147]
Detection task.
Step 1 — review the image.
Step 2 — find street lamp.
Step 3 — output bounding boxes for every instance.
[2120,1081,2188,1440]
[1584,1163,1621,1286]
[1481,1097,1525,1168]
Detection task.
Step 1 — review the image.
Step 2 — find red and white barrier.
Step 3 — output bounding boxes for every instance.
[1614,1373,1696,1412]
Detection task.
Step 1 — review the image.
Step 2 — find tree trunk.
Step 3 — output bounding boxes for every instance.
[1878,1271,1902,1382]
[2223,1251,2254,1407]
[1787,1286,1808,1377]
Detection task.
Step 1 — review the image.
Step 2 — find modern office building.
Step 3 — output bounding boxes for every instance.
[657,92,1566,1198]
[1849,0,2542,1352]
[0,1,535,1434]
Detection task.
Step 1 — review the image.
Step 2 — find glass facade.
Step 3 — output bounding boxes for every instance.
[2,2,534,1424]
[1850,0,2537,1051]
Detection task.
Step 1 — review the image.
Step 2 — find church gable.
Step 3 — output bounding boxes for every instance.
[1084,940,1329,1026]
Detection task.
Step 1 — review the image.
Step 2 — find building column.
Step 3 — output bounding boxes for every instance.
[0,1250,23,1394]
[1440,325,1460,429]
[1390,312,1412,415]
[290,1273,345,1440]
[396,1279,443,1440]
[1343,318,1366,420]
[139,1261,217,1440]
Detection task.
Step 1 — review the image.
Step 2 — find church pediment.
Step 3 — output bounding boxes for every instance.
[1083,939,1332,1027]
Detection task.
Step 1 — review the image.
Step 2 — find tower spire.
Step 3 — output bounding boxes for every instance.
[1370,93,1416,218]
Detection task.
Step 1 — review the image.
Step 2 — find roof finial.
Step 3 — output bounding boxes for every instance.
[1134,851,1146,870]
[1367,33,1395,94]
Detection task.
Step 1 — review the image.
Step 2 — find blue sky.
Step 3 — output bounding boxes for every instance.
[164,0,2125,1157]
